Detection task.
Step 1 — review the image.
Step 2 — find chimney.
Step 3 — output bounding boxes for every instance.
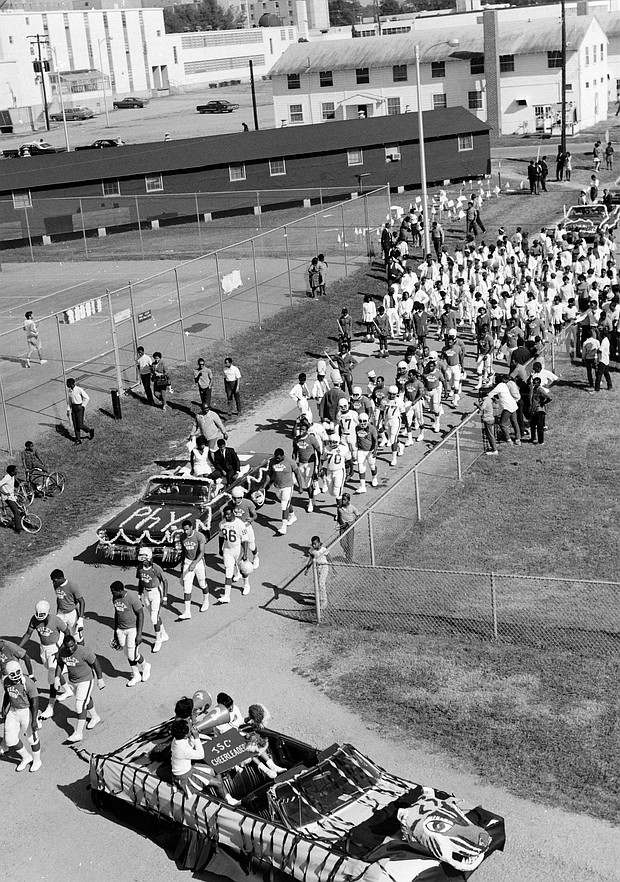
[483,8,501,141]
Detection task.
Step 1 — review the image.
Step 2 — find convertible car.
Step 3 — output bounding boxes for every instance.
[86,723,505,881]
[96,453,269,564]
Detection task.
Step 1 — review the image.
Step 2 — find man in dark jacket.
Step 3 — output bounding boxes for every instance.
[210,438,241,486]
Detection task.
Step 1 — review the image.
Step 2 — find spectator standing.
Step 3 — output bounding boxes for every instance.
[582,329,601,390]
[307,257,320,298]
[306,536,329,611]
[194,358,213,407]
[289,372,311,421]
[223,356,241,415]
[555,146,565,181]
[23,311,47,368]
[362,295,377,341]
[527,160,538,195]
[529,377,552,444]
[317,254,328,296]
[374,306,390,357]
[480,396,498,455]
[136,347,154,406]
[487,380,521,445]
[590,175,600,203]
[66,378,95,444]
[151,352,170,412]
[564,152,572,181]
[595,329,613,392]
[466,200,479,235]
[606,141,614,171]
[593,140,603,171]
[430,221,444,260]
[538,156,549,192]
[192,403,227,451]
[337,493,359,563]
[381,223,392,270]
[0,465,22,533]
[337,308,353,347]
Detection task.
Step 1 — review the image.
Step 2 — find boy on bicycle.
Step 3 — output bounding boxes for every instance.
[0,465,22,533]
[21,442,46,478]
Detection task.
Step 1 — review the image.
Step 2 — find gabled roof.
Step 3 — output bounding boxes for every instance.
[0,107,490,194]
[268,15,600,76]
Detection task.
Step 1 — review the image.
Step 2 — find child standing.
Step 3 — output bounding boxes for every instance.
[307,535,329,611]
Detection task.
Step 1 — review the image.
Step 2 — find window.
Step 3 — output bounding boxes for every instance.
[269,158,286,176]
[431,61,445,78]
[347,148,363,166]
[499,54,514,73]
[356,67,369,85]
[319,70,333,87]
[468,91,483,110]
[593,45,597,63]
[458,133,473,152]
[432,93,447,109]
[322,101,336,121]
[8,35,13,43]
[387,96,401,115]
[585,47,589,66]
[102,180,120,196]
[566,83,573,91]
[547,51,562,69]
[470,55,484,75]
[601,43,604,60]
[392,64,407,82]
[12,190,32,209]
[586,81,590,89]
[289,103,303,122]
[145,174,163,192]
[173,46,178,64]
[229,163,246,181]
[287,73,300,89]
[385,144,401,162]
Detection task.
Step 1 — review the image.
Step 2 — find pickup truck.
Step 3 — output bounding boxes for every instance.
[196,100,239,114]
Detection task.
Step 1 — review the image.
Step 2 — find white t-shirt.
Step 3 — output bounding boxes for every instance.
[224,365,241,382]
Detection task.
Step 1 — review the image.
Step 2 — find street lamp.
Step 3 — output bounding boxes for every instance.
[415,38,460,256]
[97,37,112,128]
[51,47,70,152]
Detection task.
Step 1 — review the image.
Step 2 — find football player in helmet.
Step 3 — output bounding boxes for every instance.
[1,659,42,772]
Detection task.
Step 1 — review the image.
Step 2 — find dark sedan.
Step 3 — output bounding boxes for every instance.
[113,96,149,109]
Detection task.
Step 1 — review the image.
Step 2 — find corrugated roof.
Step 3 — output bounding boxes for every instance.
[268,15,598,76]
[0,107,490,194]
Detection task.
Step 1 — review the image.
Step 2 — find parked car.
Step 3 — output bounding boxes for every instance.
[85,723,506,881]
[96,454,269,563]
[196,100,240,114]
[2,142,66,158]
[113,96,149,109]
[49,106,95,121]
[549,204,620,241]
[75,139,123,150]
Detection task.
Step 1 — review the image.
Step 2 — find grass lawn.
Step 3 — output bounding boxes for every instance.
[301,353,620,823]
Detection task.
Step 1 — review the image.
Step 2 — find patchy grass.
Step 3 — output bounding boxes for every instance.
[1,264,387,585]
[301,352,620,821]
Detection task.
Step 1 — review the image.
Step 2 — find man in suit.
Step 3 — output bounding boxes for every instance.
[209,438,241,486]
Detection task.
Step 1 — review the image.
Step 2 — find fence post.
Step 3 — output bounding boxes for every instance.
[23,207,35,263]
[195,192,203,253]
[250,239,262,328]
[174,268,188,362]
[0,373,13,455]
[341,203,348,276]
[312,562,321,624]
[78,198,88,260]
[314,213,320,257]
[106,290,125,395]
[284,226,293,306]
[214,251,226,340]
[319,186,323,207]
[55,314,70,421]
[385,181,391,220]
[490,572,499,641]
[455,425,462,482]
[551,337,556,374]
[127,282,140,381]
[256,190,262,231]
[413,467,422,521]
[368,511,376,567]
[363,194,371,264]
[135,196,145,260]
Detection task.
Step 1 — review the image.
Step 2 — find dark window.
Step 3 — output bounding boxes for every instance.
[468,91,483,110]
[356,67,369,84]
[499,54,514,72]
[392,64,407,82]
[431,61,445,78]
[319,70,333,87]
[287,73,300,89]
[547,51,562,69]
[470,55,484,75]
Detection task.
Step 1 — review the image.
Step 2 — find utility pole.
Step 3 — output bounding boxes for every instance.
[249,59,259,131]
[560,0,567,155]
[29,33,51,131]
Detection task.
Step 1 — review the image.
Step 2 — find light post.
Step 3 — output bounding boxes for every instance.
[97,37,112,127]
[51,47,70,152]
[414,38,460,256]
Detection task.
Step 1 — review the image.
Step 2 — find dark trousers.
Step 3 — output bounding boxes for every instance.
[211,467,239,485]
[198,386,212,407]
[500,410,520,442]
[432,239,442,260]
[482,421,497,452]
[224,380,241,414]
[70,404,91,440]
[515,399,525,436]
[595,362,613,391]
[140,373,154,405]
[556,164,563,181]
[339,525,355,562]
[5,498,22,532]
[530,411,546,443]
[585,359,596,387]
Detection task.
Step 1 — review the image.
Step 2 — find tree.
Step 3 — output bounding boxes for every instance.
[164,0,243,33]
[379,0,401,15]
[328,0,363,27]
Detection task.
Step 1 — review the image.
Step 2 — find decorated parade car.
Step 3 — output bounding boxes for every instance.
[550,204,620,241]
[85,716,505,882]
[96,453,269,564]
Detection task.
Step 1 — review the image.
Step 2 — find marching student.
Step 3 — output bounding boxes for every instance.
[178,520,209,620]
[1,660,42,772]
[136,548,169,653]
[266,448,302,535]
[110,582,151,688]
[218,505,250,602]
[54,634,105,743]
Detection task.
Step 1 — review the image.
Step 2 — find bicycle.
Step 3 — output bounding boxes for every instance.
[16,469,65,506]
[0,498,42,534]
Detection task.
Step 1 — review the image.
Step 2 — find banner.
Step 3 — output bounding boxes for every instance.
[203,728,254,772]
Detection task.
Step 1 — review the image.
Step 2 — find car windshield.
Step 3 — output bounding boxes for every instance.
[271,745,382,827]
[143,478,212,504]
[567,206,606,220]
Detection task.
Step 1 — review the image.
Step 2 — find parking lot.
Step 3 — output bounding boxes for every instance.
[0,79,276,154]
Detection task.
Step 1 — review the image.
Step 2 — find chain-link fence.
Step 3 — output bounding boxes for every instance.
[0,186,390,454]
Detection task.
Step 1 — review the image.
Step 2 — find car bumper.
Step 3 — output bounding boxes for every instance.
[96,540,181,565]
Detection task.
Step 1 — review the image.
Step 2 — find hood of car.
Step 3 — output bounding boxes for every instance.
[98,499,200,541]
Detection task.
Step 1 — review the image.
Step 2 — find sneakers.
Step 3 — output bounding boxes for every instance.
[397,443,404,456]
[218,597,230,605]
[126,672,142,688]
[57,685,74,702]
[40,359,48,365]
[153,637,163,652]
[252,554,260,570]
[371,476,378,487]
[232,571,242,583]
[39,705,54,720]
[277,523,287,535]
[200,599,209,612]
[86,713,101,730]
[89,429,95,440]
[176,611,192,621]
[67,731,84,743]
[16,755,33,772]
[307,500,314,513]
[485,450,499,456]
[287,513,297,525]
[25,359,31,369]
[355,486,367,494]
[30,758,42,773]
[141,663,151,682]
[160,630,169,642]
[242,583,250,596]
